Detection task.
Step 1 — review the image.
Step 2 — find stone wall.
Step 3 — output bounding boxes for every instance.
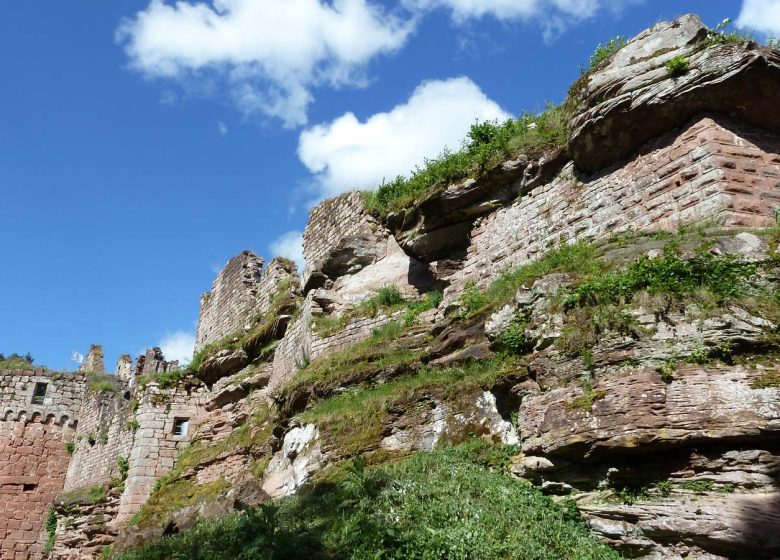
[117,383,208,523]
[301,192,384,288]
[63,388,135,493]
[449,116,780,296]
[195,254,298,352]
[0,371,84,560]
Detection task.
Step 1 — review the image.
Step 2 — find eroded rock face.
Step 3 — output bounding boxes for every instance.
[520,365,780,460]
[568,14,780,172]
[197,348,250,386]
[262,424,323,498]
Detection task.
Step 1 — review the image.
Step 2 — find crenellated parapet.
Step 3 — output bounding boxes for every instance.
[0,370,85,428]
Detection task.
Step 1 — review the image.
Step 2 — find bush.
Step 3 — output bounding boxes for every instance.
[665,55,689,76]
[111,442,619,560]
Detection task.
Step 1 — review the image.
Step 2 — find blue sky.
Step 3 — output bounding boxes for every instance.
[2,0,771,371]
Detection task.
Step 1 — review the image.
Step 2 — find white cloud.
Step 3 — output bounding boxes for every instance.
[737,0,780,35]
[116,0,414,126]
[297,76,510,198]
[159,331,196,365]
[405,0,634,40]
[218,121,228,136]
[270,230,305,271]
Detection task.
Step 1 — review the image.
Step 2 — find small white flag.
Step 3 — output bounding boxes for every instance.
[71,351,84,364]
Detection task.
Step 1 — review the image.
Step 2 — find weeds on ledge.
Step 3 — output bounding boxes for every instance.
[586,36,627,71]
[362,106,567,216]
[665,55,690,76]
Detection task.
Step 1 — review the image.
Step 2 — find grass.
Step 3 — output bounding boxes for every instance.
[87,372,118,394]
[750,369,780,389]
[313,285,407,337]
[298,356,523,456]
[458,241,602,318]
[111,442,620,560]
[0,352,37,371]
[362,106,567,216]
[279,321,430,414]
[564,251,757,307]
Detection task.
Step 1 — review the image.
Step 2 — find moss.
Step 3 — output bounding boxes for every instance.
[129,478,232,529]
[299,356,525,457]
[564,390,606,413]
[279,321,430,413]
[750,369,780,389]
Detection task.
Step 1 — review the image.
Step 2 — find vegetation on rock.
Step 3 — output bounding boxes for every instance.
[362,106,567,216]
[112,442,619,560]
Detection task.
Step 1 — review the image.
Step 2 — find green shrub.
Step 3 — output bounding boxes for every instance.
[65,442,75,455]
[587,36,627,70]
[125,419,140,431]
[111,442,619,560]
[565,252,756,307]
[665,55,689,76]
[0,352,36,371]
[494,321,531,354]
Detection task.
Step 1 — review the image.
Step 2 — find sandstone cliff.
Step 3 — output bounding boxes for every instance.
[4,13,780,560]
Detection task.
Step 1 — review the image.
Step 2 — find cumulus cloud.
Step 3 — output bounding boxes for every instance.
[737,0,780,35]
[270,230,305,271]
[116,0,414,126]
[298,76,510,198]
[405,0,637,40]
[159,331,196,364]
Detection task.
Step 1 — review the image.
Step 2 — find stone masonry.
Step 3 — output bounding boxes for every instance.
[0,371,84,560]
[196,254,298,353]
[448,116,780,297]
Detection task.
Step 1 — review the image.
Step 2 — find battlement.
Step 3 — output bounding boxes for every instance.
[0,370,85,428]
[195,253,299,352]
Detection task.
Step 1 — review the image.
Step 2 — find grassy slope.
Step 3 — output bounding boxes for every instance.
[113,442,620,560]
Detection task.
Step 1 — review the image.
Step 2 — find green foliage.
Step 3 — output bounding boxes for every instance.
[111,442,619,560]
[678,479,714,493]
[99,429,109,445]
[565,252,756,307]
[43,506,57,554]
[362,105,567,215]
[656,361,676,382]
[89,485,108,504]
[65,442,75,455]
[298,357,521,456]
[665,55,689,76]
[87,372,118,394]
[587,36,627,70]
[706,18,755,46]
[460,241,602,318]
[125,418,140,431]
[374,284,405,307]
[564,390,606,413]
[404,290,443,326]
[0,352,35,370]
[118,457,130,481]
[87,432,97,446]
[494,321,531,354]
[458,281,490,318]
[751,369,780,389]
